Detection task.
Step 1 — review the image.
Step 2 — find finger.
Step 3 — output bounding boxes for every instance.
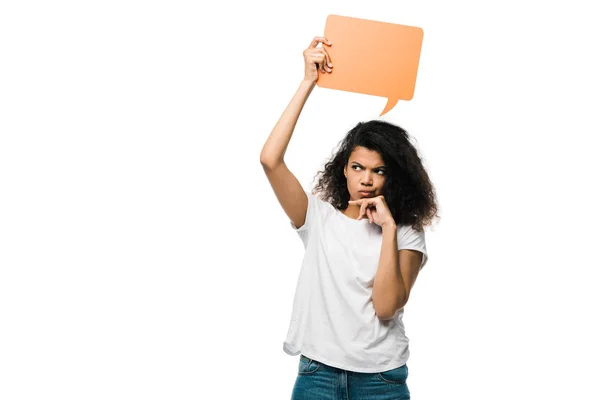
[316,48,332,72]
[307,48,332,69]
[322,55,332,73]
[322,48,333,69]
[359,200,369,220]
[308,36,331,48]
[348,199,362,208]
[315,52,326,73]
[307,56,321,73]
[367,208,373,223]
[307,53,322,65]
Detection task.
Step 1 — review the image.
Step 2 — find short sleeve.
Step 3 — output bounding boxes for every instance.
[289,191,318,246]
[397,225,428,270]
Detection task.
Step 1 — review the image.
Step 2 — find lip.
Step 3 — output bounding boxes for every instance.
[359,191,374,196]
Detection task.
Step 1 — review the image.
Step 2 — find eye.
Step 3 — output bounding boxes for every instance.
[352,165,386,175]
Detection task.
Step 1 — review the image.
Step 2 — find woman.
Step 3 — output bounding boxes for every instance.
[260,36,439,400]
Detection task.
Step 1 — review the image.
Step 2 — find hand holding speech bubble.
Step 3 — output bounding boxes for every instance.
[316,15,424,116]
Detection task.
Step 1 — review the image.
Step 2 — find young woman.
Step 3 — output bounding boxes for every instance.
[260,36,439,400]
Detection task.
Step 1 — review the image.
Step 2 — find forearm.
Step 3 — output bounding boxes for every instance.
[259,79,316,167]
[372,222,406,319]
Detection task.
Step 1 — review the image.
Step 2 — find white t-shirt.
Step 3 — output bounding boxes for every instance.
[283,190,428,373]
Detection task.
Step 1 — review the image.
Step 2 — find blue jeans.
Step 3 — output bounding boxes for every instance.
[291,354,410,400]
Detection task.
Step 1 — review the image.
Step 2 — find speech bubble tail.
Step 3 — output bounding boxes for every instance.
[379,98,399,117]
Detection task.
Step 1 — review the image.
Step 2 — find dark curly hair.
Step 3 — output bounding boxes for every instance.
[312,120,439,232]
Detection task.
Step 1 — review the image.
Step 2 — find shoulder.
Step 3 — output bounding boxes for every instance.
[397,224,428,269]
[307,192,336,215]
[397,223,425,237]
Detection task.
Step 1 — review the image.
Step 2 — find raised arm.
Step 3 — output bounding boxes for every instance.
[259,37,333,229]
[259,36,332,168]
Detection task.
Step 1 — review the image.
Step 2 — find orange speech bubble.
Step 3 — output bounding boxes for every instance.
[317,15,424,116]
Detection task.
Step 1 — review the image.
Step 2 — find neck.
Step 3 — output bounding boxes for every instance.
[343,204,361,219]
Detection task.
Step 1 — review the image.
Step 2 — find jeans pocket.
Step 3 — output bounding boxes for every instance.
[377,363,408,384]
[298,354,320,375]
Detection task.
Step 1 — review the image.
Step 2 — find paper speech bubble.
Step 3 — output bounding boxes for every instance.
[317,15,424,116]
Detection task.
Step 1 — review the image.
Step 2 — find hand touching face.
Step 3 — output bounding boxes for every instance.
[348,195,395,228]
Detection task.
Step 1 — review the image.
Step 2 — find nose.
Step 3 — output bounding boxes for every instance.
[361,173,373,186]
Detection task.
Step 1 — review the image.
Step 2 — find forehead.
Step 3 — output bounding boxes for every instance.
[349,147,384,165]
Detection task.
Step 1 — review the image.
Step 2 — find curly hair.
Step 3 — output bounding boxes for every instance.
[312,120,439,232]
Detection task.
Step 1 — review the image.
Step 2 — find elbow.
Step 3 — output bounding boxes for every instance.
[260,155,282,170]
[374,297,407,320]
[375,305,397,320]
[376,310,395,321]
[259,150,270,166]
[259,154,269,166]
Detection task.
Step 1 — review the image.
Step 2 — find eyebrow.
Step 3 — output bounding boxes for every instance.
[351,161,386,169]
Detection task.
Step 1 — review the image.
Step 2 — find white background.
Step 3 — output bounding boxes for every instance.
[1,1,599,399]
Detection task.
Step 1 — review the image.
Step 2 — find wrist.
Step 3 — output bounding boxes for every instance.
[382,220,397,230]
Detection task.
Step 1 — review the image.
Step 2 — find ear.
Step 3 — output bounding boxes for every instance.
[343,165,347,179]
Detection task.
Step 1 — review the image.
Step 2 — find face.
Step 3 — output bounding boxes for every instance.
[343,146,386,201]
